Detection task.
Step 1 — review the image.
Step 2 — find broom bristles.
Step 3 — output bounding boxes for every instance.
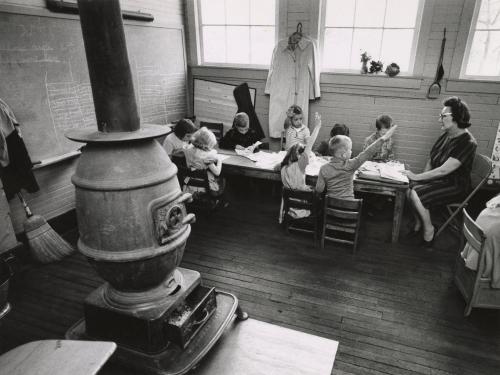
[24,215,75,264]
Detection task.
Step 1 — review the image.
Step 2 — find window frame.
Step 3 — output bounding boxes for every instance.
[192,0,282,69]
[317,0,432,77]
[456,0,500,81]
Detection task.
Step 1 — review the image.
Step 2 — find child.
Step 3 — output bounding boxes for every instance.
[184,127,225,200]
[279,113,322,220]
[162,118,197,157]
[284,105,310,150]
[362,115,395,161]
[315,125,398,199]
[315,123,350,156]
[219,112,262,151]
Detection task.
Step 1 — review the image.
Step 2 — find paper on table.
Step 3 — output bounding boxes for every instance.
[252,151,286,169]
[305,155,329,176]
[359,161,408,183]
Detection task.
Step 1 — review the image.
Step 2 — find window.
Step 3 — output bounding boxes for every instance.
[197,0,277,66]
[461,0,500,80]
[321,0,424,74]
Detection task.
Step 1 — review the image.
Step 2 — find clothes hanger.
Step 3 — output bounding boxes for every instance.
[288,22,303,50]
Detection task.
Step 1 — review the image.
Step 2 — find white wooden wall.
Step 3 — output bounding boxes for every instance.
[1,0,185,233]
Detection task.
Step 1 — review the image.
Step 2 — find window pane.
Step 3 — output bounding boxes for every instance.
[226,26,250,64]
[250,0,275,25]
[466,30,500,76]
[203,26,226,63]
[200,0,225,24]
[226,0,249,25]
[351,28,383,67]
[250,27,275,64]
[385,0,419,28]
[477,0,500,30]
[325,0,355,27]
[380,29,414,71]
[323,28,353,69]
[354,0,386,28]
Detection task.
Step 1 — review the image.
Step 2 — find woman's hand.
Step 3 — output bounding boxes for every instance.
[401,169,418,181]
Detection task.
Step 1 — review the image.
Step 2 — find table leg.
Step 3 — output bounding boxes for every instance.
[392,190,405,243]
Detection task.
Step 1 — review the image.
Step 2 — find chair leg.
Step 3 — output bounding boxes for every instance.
[464,303,473,317]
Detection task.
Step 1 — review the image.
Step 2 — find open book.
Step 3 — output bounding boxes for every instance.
[358,161,409,184]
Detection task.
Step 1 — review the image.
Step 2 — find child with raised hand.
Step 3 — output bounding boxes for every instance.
[315,123,350,156]
[279,113,322,221]
[315,125,398,199]
[184,127,225,200]
[284,105,310,150]
[162,118,197,157]
[363,114,395,161]
[219,112,263,151]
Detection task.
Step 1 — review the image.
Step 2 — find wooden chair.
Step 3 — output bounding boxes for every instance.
[200,121,224,142]
[279,130,286,151]
[0,340,116,375]
[454,209,500,316]
[435,154,493,239]
[320,196,363,253]
[282,188,319,243]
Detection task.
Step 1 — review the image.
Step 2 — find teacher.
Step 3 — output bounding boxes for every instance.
[404,97,477,248]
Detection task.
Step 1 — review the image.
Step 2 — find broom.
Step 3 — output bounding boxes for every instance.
[17,193,75,263]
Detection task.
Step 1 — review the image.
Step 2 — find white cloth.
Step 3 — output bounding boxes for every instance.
[0,99,19,167]
[162,133,187,156]
[265,37,321,138]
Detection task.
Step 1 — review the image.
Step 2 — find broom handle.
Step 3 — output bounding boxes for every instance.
[17,193,33,218]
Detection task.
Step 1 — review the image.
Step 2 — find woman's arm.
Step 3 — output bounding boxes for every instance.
[423,159,432,172]
[406,157,461,181]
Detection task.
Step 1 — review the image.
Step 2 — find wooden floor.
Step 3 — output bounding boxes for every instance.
[1,186,500,375]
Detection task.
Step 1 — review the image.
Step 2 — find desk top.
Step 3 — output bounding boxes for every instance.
[191,318,338,375]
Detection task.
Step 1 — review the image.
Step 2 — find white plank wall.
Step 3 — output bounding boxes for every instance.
[190,0,500,173]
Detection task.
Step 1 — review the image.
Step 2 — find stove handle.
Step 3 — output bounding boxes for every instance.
[178,192,194,204]
[182,213,196,225]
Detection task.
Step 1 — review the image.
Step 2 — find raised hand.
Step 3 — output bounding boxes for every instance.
[381,124,397,141]
[314,112,322,128]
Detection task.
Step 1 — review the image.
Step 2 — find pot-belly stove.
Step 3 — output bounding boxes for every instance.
[65,1,245,373]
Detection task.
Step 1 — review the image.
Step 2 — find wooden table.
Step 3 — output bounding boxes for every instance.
[218,150,408,243]
[190,318,338,375]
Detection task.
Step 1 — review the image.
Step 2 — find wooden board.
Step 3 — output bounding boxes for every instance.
[0,12,187,163]
[194,79,256,133]
[191,318,338,375]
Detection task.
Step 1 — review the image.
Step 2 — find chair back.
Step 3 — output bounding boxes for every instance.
[321,195,363,252]
[200,121,224,141]
[471,154,493,188]
[462,208,486,254]
[280,130,286,151]
[282,188,319,243]
[283,188,317,213]
[184,168,210,189]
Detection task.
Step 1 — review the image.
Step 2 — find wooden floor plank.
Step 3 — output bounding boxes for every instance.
[1,191,500,375]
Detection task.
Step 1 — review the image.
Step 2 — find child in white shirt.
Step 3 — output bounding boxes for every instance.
[284,105,310,150]
[162,118,197,157]
[184,127,225,198]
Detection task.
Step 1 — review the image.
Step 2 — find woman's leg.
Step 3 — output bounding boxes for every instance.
[408,189,434,240]
[406,189,421,231]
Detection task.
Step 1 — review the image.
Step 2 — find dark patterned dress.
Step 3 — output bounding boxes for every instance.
[412,131,477,208]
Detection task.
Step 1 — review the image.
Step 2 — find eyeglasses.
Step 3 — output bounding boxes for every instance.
[439,113,453,119]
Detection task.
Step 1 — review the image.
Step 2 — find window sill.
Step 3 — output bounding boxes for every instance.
[446,79,500,94]
[320,72,422,90]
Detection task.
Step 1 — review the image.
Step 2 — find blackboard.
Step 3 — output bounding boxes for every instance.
[0,12,187,163]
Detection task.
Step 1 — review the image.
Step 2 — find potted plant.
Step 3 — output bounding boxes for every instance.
[360,51,371,74]
[369,60,384,74]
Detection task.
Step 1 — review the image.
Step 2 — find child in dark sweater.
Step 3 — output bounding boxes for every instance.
[219,112,263,151]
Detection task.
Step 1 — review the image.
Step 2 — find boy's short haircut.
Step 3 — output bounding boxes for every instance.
[233,112,250,128]
[328,135,351,156]
[191,127,217,151]
[174,118,197,138]
[330,123,350,137]
[375,115,393,130]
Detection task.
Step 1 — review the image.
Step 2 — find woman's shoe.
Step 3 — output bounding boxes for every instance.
[421,227,436,251]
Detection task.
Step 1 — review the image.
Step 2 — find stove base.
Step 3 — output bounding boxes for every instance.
[66,290,238,375]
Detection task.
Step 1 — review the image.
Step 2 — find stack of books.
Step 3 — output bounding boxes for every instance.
[358,161,409,184]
